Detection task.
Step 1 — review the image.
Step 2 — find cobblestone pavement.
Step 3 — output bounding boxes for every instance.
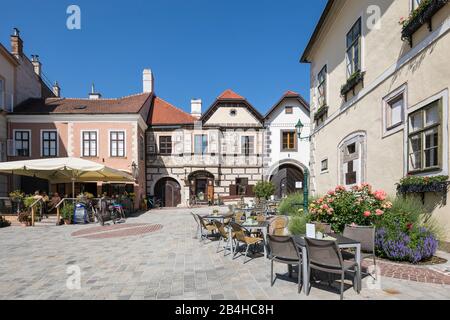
[0,207,449,300]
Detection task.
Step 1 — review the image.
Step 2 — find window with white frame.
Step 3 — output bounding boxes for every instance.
[42,130,57,157]
[14,131,30,157]
[339,133,366,187]
[241,136,254,156]
[346,18,362,78]
[82,131,97,157]
[411,0,423,11]
[110,131,125,157]
[194,134,208,155]
[408,99,441,173]
[317,65,327,107]
[385,92,405,131]
[321,159,328,172]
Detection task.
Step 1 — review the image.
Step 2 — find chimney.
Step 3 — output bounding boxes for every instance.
[191,99,202,119]
[143,69,154,93]
[31,55,42,77]
[52,81,61,98]
[88,83,102,100]
[10,28,23,57]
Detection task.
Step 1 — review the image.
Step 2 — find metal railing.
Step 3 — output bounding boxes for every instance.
[29,198,44,226]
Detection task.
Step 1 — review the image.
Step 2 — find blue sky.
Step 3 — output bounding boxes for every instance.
[0,0,327,114]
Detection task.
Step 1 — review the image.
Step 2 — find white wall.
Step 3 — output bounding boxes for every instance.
[265,98,310,171]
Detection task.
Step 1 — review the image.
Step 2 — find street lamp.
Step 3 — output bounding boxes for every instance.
[295,118,310,213]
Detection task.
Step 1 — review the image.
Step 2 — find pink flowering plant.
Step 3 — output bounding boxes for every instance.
[309,184,392,233]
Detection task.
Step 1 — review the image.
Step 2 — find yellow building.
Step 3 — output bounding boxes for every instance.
[301,0,450,238]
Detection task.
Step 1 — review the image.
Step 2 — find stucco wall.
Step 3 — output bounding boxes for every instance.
[265,98,310,171]
[306,0,450,238]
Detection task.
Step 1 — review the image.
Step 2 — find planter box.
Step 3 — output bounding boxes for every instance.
[341,71,365,98]
[314,105,329,121]
[401,0,448,46]
[397,182,449,194]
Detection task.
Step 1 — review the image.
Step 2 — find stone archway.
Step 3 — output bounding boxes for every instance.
[188,170,215,205]
[154,177,182,208]
[267,160,308,199]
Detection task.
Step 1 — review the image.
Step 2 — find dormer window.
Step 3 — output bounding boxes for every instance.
[285,106,293,114]
[230,109,237,117]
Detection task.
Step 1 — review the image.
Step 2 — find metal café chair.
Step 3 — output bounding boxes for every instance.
[213,220,235,256]
[342,225,377,279]
[268,235,303,293]
[230,222,264,264]
[196,214,218,241]
[305,237,360,300]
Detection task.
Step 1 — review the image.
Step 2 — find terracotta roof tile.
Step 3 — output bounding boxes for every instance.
[13,93,152,114]
[148,97,196,125]
[217,89,245,100]
[283,90,300,97]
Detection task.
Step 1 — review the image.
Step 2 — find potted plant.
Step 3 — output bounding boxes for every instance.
[9,190,24,213]
[315,224,326,239]
[0,216,11,228]
[212,209,219,216]
[254,181,276,201]
[60,202,75,225]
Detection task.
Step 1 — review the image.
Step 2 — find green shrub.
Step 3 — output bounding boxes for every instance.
[61,202,75,220]
[254,181,276,200]
[0,217,11,228]
[278,193,304,216]
[288,213,311,235]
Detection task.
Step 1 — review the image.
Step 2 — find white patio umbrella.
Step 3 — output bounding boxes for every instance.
[0,157,135,197]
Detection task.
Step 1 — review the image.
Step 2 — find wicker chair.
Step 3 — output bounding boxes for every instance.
[342,225,377,279]
[230,222,264,264]
[196,214,218,241]
[213,220,235,256]
[305,237,360,300]
[268,235,303,293]
[270,216,289,236]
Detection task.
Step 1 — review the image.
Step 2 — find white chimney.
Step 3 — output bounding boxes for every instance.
[31,55,41,77]
[52,81,60,98]
[191,99,202,119]
[143,69,154,93]
[88,83,101,100]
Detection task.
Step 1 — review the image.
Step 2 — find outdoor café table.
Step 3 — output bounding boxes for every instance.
[229,221,270,259]
[201,212,234,223]
[293,234,362,294]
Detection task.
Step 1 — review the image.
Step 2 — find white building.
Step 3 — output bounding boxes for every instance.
[264,91,310,198]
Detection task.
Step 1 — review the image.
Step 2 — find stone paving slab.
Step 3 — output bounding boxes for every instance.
[0,207,449,300]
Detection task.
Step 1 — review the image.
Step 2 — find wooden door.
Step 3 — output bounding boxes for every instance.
[164,180,181,207]
[207,181,214,203]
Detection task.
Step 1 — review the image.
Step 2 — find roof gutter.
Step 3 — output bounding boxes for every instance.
[300,0,335,64]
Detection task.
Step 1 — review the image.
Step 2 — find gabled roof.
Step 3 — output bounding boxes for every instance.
[148,96,196,126]
[0,43,19,66]
[264,90,310,119]
[12,92,152,115]
[300,0,335,63]
[217,89,245,100]
[200,89,264,125]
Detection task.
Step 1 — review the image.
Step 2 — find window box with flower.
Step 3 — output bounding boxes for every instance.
[400,0,448,47]
[340,70,365,100]
[397,175,450,204]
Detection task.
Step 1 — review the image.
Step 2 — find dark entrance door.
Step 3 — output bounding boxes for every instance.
[154,178,181,208]
[270,164,304,199]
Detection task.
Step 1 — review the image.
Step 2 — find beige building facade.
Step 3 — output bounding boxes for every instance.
[301,0,450,238]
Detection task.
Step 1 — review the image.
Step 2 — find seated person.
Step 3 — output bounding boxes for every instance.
[47,192,61,213]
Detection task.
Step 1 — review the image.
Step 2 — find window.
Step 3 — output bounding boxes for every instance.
[241,136,254,156]
[14,131,30,157]
[339,133,366,187]
[321,159,328,172]
[383,87,407,135]
[285,106,293,114]
[41,130,57,157]
[281,131,296,151]
[411,0,423,10]
[82,131,97,157]
[317,65,327,107]
[159,136,172,155]
[139,135,145,160]
[110,131,125,157]
[408,100,441,172]
[194,134,208,155]
[346,18,362,78]
[230,109,237,117]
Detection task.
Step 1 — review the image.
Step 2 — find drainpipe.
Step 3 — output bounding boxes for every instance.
[303,168,309,213]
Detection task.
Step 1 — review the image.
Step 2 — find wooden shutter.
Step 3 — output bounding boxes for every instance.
[229,184,237,196]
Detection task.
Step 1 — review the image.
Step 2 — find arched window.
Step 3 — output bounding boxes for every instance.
[338,132,366,187]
